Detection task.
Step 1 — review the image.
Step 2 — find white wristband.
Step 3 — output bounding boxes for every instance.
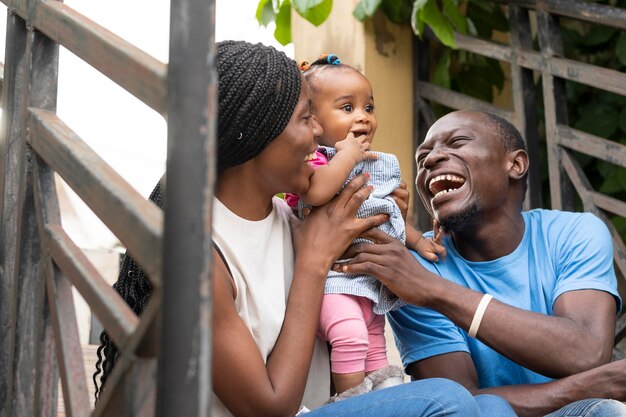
[468,294,493,338]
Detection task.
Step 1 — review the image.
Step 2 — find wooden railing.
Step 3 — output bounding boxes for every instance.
[411,0,626,350]
[0,0,216,415]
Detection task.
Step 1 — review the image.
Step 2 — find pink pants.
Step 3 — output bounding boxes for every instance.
[318,293,389,374]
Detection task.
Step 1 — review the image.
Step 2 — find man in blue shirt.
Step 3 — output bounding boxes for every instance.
[338,110,626,416]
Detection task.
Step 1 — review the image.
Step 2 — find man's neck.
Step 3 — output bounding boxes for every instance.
[451,211,525,262]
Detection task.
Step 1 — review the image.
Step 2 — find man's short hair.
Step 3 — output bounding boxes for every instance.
[483,112,528,193]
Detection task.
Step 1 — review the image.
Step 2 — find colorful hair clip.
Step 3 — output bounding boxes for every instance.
[326,54,341,65]
[299,60,311,71]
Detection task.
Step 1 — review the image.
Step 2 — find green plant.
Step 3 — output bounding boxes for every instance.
[255,0,468,48]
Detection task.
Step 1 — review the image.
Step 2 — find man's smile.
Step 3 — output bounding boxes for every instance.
[428,173,466,199]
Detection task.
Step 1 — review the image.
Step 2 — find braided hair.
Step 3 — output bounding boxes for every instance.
[93,40,303,401]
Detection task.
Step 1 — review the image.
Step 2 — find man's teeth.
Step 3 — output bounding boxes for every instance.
[434,189,456,198]
[429,174,465,197]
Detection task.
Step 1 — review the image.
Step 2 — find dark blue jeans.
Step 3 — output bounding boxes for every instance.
[306,378,516,416]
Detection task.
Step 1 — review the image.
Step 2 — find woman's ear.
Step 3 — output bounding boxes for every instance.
[508,149,529,181]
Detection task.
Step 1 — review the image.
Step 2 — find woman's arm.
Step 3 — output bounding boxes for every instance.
[212,174,388,417]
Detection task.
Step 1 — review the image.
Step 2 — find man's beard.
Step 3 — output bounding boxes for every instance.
[439,200,480,233]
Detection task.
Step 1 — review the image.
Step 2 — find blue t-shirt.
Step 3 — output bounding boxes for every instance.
[388,209,621,388]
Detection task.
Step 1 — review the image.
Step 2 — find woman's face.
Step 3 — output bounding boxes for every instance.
[253,78,322,196]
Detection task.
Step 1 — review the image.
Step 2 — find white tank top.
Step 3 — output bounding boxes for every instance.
[211,196,330,416]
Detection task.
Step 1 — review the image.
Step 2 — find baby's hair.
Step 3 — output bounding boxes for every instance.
[300,53,355,92]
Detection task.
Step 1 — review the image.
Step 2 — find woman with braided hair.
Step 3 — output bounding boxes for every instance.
[93,40,516,417]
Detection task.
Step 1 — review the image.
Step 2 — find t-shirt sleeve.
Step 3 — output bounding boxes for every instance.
[552,213,621,312]
[388,304,469,370]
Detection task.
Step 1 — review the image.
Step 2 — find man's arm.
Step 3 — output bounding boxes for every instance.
[409,352,626,417]
[342,229,617,377]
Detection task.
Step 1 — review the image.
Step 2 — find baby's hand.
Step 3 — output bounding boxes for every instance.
[414,220,447,262]
[335,132,377,164]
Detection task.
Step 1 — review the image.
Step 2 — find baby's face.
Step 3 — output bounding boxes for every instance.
[309,68,377,148]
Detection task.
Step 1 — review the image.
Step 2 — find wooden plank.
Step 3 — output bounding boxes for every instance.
[537,9,575,211]
[0,62,4,99]
[158,0,215,414]
[549,56,626,97]
[28,26,60,417]
[30,0,167,115]
[560,151,626,285]
[10,148,47,417]
[417,81,514,120]
[43,264,91,417]
[592,193,626,220]
[45,224,139,349]
[27,108,163,288]
[32,156,90,417]
[91,300,160,417]
[556,125,626,167]
[455,36,626,98]
[412,37,436,234]
[0,13,29,417]
[491,0,626,30]
[509,4,542,210]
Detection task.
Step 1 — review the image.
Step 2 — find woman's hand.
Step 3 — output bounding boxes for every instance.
[333,228,436,306]
[291,173,389,271]
[390,181,410,222]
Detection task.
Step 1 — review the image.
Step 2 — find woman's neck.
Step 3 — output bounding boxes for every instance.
[215,166,275,221]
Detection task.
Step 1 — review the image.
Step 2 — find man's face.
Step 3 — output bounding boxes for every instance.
[415,111,510,232]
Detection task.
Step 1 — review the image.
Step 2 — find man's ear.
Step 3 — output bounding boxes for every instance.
[508,149,529,180]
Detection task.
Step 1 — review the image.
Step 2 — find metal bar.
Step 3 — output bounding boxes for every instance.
[556,125,626,167]
[7,0,168,115]
[158,0,216,415]
[416,81,514,120]
[45,224,139,349]
[0,12,28,417]
[491,0,626,30]
[27,108,163,288]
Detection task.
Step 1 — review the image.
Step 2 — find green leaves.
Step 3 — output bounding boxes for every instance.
[257,0,468,49]
[293,0,333,26]
[419,0,457,48]
[353,0,383,21]
[274,0,292,45]
[255,0,333,46]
